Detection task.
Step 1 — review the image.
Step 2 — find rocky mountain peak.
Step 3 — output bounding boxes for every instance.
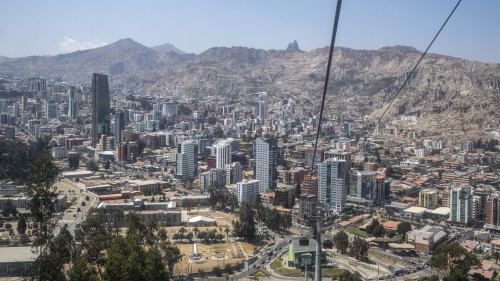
[286,40,301,52]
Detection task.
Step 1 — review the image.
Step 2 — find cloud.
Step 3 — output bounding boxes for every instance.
[58,36,108,53]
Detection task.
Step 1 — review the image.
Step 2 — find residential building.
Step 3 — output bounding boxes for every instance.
[253,137,278,193]
[213,138,232,169]
[418,189,438,209]
[450,186,472,224]
[225,162,243,185]
[176,140,198,180]
[275,185,295,208]
[486,193,500,226]
[236,179,259,203]
[318,158,348,213]
[348,170,385,206]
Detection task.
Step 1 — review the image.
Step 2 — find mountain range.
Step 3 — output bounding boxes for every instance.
[0,38,499,141]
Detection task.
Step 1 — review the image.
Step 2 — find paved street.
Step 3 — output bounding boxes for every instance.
[54,179,98,236]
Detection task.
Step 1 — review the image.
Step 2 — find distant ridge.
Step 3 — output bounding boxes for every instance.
[0,39,498,141]
[151,43,186,55]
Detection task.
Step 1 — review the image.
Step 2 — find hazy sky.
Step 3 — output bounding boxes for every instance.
[1,0,499,62]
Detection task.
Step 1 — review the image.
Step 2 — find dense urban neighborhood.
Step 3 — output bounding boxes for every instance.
[0,63,498,281]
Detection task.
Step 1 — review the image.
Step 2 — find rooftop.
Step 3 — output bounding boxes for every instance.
[0,246,38,263]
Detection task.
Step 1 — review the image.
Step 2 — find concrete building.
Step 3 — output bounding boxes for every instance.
[348,170,385,206]
[176,140,198,180]
[225,162,243,185]
[418,189,438,209]
[213,138,233,169]
[91,73,111,148]
[253,137,278,193]
[236,179,259,203]
[274,185,295,208]
[406,225,447,253]
[318,158,348,213]
[450,186,472,224]
[486,193,500,226]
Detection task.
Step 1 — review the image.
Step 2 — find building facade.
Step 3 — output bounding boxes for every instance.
[91,73,111,148]
[318,158,348,213]
[176,140,198,180]
[450,186,472,224]
[253,137,278,193]
[236,179,259,203]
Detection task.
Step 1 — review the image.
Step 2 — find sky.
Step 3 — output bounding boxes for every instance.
[1,0,499,63]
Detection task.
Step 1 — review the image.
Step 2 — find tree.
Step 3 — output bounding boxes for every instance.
[338,270,362,281]
[333,231,349,254]
[4,223,12,230]
[104,160,111,170]
[86,159,99,172]
[68,153,81,170]
[232,202,256,241]
[430,243,480,281]
[68,254,99,281]
[365,218,380,234]
[159,240,181,277]
[17,216,27,234]
[349,236,369,261]
[158,228,168,241]
[223,263,233,274]
[26,153,59,279]
[212,266,223,277]
[372,224,385,238]
[396,222,412,236]
[2,199,17,217]
[323,239,334,249]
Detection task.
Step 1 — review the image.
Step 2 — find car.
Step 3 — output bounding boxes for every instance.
[288,239,292,243]
[261,260,266,264]
[253,264,260,269]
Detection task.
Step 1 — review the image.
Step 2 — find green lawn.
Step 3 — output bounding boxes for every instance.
[322,268,347,275]
[251,270,269,278]
[275,267,303,275]
[345,227,370,238]
[270,258,283,269]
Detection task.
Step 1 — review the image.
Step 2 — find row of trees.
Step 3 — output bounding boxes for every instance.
[331,230,369,261]
[207,186,238,212]
[0,138,52,183]
[254,195,292,231]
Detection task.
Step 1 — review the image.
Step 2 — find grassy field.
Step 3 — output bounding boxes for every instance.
[251,270,269,278]
[322,268,348,275]
[345,227,370,238]
[275,267,303,275]
[270,258,283,269]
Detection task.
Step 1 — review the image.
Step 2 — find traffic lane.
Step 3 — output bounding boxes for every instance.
[232,237,293,278]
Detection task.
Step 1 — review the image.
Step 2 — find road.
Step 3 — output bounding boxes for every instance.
[54,179,98,236]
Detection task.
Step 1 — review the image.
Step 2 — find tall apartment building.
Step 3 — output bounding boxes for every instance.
[303,149,324,168]
[348,171,385,206]
[256,100,267,121]
[237,179,259,203]
[419,189,438,209]
[68,86,78,120]
[91,73,111,148]
[318,158,348,213]
[176,140,198,180]
[253,137,278,193]
[486,193,500,226]
[450,186,472,224]
[225,162,243,185]
[213,138,233,169]
[114,110,126,143]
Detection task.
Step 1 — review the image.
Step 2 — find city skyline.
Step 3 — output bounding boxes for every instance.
[1,1,500,62]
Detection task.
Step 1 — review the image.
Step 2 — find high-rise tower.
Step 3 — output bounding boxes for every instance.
[318,158,348,213]
[253,137,278,193]
[91,73,111,148]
